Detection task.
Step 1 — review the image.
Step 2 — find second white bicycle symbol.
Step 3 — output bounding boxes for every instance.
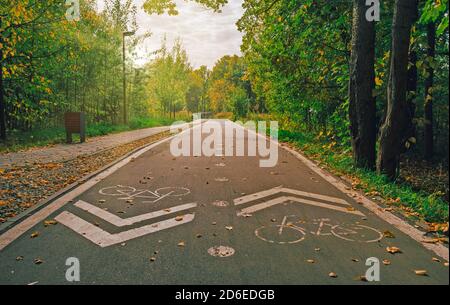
[255,215,383,244]
[99,185,191,203]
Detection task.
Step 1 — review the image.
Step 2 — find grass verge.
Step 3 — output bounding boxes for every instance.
[279,129,449,224]
[0,116,180,153]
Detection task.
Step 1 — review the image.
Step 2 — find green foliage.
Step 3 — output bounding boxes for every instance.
[279,129,448,223]
[0,0,142,132]
[143,0,228,15]
[420,0,449,35]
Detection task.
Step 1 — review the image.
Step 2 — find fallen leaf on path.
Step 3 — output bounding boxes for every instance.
[422,238,448,244]
[346,207,356,212]
[175,216,184,222]
[432,257,441,263]
[98,199,106,203]
[44,220,57,227]
[215,177,229,182]
[34,258,44,265]
[414,270,428,276]
[356,275,368,282]
[386,246,402,254]
[383,230,395,238]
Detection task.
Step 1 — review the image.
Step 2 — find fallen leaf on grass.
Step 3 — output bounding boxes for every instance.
[386,246,402,254]
[30,231,39,238]
[306,259,315,264]
[16,256,24,261]
[383,259,391,265]
[328,272,337,278]
[178,241,185,247]
[149,257,156,262]
[225,226,233,231]
[351,258,360,262]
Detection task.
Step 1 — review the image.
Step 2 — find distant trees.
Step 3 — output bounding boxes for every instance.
[147,39,191,118]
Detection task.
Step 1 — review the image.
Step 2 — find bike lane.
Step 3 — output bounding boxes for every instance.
[0,120,448,284]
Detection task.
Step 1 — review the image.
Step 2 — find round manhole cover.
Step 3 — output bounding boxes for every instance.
[211,200,230,207]
[208,246,235,257]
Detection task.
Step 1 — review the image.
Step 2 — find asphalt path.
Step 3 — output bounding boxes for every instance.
[0,120,448,284]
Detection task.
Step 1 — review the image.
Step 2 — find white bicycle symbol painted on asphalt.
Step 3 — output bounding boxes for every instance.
[255,216,383,244]
[99,185,190,203]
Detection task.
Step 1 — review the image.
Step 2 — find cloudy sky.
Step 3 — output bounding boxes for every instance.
[97,0,244,68]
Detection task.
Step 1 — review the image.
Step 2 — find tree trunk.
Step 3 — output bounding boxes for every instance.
[406,50,417,143]
[377,0,419,179]
[424,22,435,160]
[405,4,420,149]
[349,0,377,170]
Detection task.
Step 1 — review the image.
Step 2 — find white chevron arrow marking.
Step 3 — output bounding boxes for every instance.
[74,200,197,227]
[234,186,364,216]
[234,186,350,206]
[55,211,195,247]
[237,196,364,216]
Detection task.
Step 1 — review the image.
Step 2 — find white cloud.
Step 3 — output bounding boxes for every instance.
[97,0,244,68]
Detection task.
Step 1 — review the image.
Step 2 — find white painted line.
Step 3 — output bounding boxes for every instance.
[281,140,449,261]
[0,134,176,251]
[230,119,449,260]
[55,211,195,247]
[234,186,350,206]
[74,200,197,227]
[237,196,364,217]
